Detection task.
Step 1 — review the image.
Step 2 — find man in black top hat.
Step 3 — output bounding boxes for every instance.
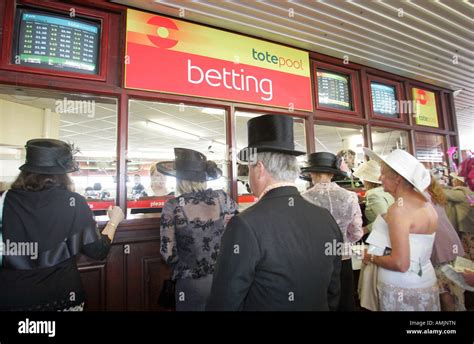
[207,114,342,311]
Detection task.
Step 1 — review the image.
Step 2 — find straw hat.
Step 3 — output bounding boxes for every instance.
[353,160,382,184]
[363,148,430,198]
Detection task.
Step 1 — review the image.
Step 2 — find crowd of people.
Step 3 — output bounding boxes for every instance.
[0,114,473,312]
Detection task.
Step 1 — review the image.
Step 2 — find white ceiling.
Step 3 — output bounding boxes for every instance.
[113,0,474,150]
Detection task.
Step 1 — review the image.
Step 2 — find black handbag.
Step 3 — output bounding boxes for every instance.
[157,279,176,309]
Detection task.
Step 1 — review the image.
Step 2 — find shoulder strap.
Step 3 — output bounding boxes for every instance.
[0,190,8,267]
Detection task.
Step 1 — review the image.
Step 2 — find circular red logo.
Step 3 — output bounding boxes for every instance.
[146,16,179,49]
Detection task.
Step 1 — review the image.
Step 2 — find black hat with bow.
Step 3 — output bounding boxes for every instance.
[300,152,347,177]
[19,138,79,175]
[156,148,222,182]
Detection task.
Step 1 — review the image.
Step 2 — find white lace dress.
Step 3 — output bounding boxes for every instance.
[371,216,440,311]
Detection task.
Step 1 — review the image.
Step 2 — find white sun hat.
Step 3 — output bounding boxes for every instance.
[353,160,382,184]
[363,147,431,198]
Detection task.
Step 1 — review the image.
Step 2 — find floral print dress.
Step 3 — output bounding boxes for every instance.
[160,189,238,281]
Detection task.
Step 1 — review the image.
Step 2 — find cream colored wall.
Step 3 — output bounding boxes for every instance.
[0,98,60,146]
[0,98,60,182]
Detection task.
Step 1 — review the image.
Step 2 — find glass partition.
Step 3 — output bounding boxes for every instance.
[414,132,448,184]
[128,100,229,215]
[0,85,117,217]
[314,122,364,169]
[371,127,409,156]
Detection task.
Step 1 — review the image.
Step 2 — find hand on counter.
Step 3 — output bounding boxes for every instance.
[102,206,125,242]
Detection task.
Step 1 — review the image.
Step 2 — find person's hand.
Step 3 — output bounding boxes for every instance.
[462,270,474,287]
[362,248,371,265]
[107,206,124,225]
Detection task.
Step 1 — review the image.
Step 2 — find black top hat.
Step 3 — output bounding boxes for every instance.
[238,114,305,162]
[301,152,346,177]
[19,139,79,175]
[156,148,222,182]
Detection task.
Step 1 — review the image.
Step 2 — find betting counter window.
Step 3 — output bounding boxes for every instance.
[414,132,448,184]
[314,122,364,168]
[312,122,365,196]
[0,86,118,215]
[127,100,229,215]
[235,111,308,211]
[371,127,409,155]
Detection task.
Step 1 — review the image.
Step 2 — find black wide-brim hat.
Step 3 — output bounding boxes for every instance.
[238,114,305,162]
[300,152,347,177]
[19,138,79,175]
[156,148,222,182]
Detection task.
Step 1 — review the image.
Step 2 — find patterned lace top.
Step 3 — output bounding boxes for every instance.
[302,182,363,259]
[160,189,238,280]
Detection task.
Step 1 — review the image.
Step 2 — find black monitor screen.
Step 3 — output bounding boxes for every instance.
[317,70,352,111]
[13,8,101,75]
[371,82,398,118]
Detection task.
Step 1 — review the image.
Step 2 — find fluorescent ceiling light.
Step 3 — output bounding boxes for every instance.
[137,147,172,152]
[201,108,225,115]
[145,120,200,141]
[235,111,260,118]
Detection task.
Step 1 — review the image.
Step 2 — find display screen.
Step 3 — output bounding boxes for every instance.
[317,70,352,110]
[13,9,100,75]
[371,82,398,118]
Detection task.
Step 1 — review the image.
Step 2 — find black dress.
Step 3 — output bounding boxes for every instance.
[0,187,111,311]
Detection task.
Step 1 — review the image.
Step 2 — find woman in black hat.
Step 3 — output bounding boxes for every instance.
[157,148,238,311]
[301,152,363,311]
[0,139,124,311]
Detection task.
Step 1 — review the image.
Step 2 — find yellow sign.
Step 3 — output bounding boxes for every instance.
[412,88,439,128]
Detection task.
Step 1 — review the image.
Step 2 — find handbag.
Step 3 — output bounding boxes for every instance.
[157,278,176,309]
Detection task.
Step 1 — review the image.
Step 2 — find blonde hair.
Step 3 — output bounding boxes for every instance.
[176,179,207,195]
[363,180,379,191]
[427,174,447,206]
[150,163,158,176]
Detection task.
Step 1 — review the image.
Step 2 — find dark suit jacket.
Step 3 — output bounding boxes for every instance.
[206,186,342,311]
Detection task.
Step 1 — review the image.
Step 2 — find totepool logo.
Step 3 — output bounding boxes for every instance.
[147,16,179,49]
[252,48,304,70]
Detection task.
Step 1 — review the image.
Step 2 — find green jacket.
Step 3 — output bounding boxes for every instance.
[365,186,395,232]
[444,186,474,233]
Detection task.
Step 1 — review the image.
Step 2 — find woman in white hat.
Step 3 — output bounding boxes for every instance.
[353,160,394,311]
[362,148,440,311]
[353,160,394,235]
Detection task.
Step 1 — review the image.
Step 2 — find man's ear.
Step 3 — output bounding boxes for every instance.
[256,160,265,179]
